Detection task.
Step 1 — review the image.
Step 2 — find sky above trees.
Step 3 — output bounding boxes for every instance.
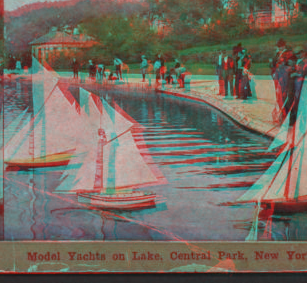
[5,0,67,11]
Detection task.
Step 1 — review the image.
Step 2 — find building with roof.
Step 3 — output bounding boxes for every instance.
[30,27,98,64]
[225,0,300,29]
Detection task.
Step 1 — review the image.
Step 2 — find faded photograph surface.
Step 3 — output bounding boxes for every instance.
[1,0,307,273]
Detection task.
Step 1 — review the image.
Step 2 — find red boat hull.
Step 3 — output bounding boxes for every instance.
[262,200,307,214]
[5,159,71,170]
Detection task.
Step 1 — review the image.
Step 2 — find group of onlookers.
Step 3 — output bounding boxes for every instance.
[269,38,307,125]
[72,57,127,82]
[70,38,307,126]
[216,43,252,100]
[72,54,188,87]
[151,54,187,87]
[215,39,307,125]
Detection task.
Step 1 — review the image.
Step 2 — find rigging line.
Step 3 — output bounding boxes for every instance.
[104,126,133,146]
[265,102,295,136]
[285,120,296,199]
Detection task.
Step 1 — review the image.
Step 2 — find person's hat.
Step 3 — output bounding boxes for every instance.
[276,38,286,47]
[293,46,304,54]
[142,55,146,58]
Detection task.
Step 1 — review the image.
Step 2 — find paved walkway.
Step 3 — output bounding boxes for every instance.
[156,81,279,139]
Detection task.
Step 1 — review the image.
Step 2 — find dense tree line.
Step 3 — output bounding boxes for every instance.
[4,0,307,67]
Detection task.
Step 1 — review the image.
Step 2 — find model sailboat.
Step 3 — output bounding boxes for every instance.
[232,79,307,215]
[4,85,82,169]
[53,88,165,210]
[4,58,87,168]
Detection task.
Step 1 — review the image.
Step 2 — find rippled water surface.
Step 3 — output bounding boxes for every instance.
[4,78,303,241]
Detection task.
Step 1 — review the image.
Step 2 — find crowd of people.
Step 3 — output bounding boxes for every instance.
[70,40,307,125]
[214,39,307,125]
[269,38,307,125]
[71,54,188,88]
[216,43,252,100]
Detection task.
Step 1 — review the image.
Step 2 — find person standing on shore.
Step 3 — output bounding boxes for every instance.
[233,43,243,61]
[97,63,105,81]
[122,62,129,84]
[72,58,80,79]
[158,54,166,80]
[216,50,224,96]
[140,55,148,82]
[114,57,123,81]
[269,38,293,121]
[290,46,307,125]
[88,60,96,79]
[147,60,154,86]
[154,58,161,84]
[236,49,252,100]
[222,51,235,98]
[16,59,22,74]
[284,55,297,117]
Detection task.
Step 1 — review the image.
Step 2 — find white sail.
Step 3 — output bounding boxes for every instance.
[262,150,291,201]
[0,108,29,148]
[238,79,307,204]
[294,80,307,147]
[101,97,133,136]
[264,79,307,201]
[237,145,290,203]
[32,57,58,116]
[80,88,133,140]
[41,86,81,155]
[4,115,33,161]
[55,95,158,194]
[287,132,307,199]
[268,112,290,151]
[4,86,82,161]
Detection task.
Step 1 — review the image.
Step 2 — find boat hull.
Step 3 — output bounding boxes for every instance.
[77,192,158,210]
[5,159,71,170]
[262,200,307,214]
[5,151,74,170]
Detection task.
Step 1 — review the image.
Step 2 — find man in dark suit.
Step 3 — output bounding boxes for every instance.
[290,46,307,125]
[222,51,235,98]
[269,38,294,120]
[72,58,80,79]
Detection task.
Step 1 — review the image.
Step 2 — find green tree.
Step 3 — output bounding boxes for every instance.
[79,15,168,63]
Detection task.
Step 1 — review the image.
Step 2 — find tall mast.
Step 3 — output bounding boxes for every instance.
[284,123,296,200]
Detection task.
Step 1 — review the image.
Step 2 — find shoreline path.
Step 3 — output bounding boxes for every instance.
[6,71,284,138]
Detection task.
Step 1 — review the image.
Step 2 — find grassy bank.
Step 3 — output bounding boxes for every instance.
[179,34,307,56]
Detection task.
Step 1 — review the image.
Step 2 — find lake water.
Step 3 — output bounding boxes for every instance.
[3,78,303,241]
